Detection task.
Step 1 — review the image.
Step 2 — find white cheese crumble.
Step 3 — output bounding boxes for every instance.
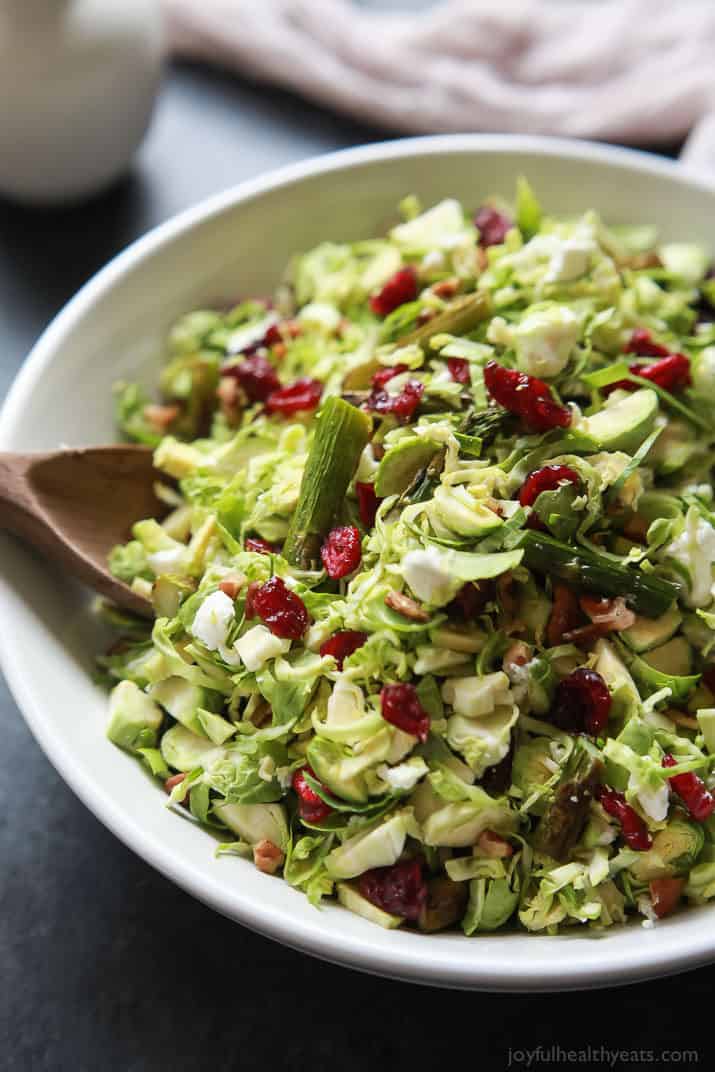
[503,222,596,286]
[629,771,669,823]
[503,659,531,704]
[191,590,238,664]
[512,305,580,378]
[297,301,341,332]
[637,894,658,923]
[421,249,446,273]
[664,506,715,607]
[402,546,459,605]
[544,229,596,283]
[233,624,291,672]
[147,546,187,575]
[276,765,294,790]
[376,760,426,792]
[390,198,468,252]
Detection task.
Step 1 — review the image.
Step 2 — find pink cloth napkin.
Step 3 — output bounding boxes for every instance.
[163,0,715,151]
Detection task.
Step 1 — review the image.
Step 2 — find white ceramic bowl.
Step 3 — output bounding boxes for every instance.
[2,135,715,991]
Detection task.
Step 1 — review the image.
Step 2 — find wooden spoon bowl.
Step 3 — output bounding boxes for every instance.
[0,445,162,618]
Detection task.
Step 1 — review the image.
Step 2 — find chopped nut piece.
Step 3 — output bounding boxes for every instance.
[385,590,430,622]
[253,839,285,875]
[623,515,649,543]
[565,595,636,644]
[666,709,700,731]
[496,572,518,615]
[502,640,531,672]
[144,403,180,432]
[219,573,246,600]
[431,277,460,300]
[216,376,242,424]
[617,251,663,270]
[580,595,636,630]
[477,830,514,858]
[546,582,582,647]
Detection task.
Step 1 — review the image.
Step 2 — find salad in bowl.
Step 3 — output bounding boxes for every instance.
[101,177,715,937]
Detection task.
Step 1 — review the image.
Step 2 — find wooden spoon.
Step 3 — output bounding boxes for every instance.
[0,445,163,618]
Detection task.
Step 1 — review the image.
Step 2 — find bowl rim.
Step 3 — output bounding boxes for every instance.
[3,133,715,991]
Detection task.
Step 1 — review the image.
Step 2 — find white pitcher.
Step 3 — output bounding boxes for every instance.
[0,0,164,203]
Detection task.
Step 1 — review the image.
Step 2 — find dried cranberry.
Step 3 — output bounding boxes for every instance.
[703,667,715,696]
[448,581,493,619]
[250,576,309,639]
[245,537,278,555]
[372,363,408,388]
[598,786,653,851]
[480,740,515,795]
[649,877,685,919]
[662,754,715,822]
[546,583,582,647]
[474,205,512,247]
[320,525,362,579]
[380,683,430,742]
[625,328,671,358]
[484,361,571,432]
[355,481,380,527]
[518,465,580,511]
[263,322,283,347]
[164,772,190,808]
[369,266,418,317]
[265,377,322,415]
[552,667,612,736]
[319,630,368,669]
[358,858,428,921]
[223,353,280,402]
[607,331,692,395]
[262,319,302,348]
[365,380,424,424]
[292,767,333,824]
[631,353,691,392]
[447,357,471,384]
[244,581,261,619]
[695,300,715,327]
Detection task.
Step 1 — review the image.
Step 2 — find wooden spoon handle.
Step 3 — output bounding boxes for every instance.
[0,446,155,618]
[0,452,44,541]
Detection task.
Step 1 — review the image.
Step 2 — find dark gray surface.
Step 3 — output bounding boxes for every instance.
[1,62,711,1072]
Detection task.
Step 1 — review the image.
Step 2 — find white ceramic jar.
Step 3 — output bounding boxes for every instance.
[0,0,164,204]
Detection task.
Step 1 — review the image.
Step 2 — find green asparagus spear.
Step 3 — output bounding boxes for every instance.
[396,291,492,350]
[344,293,492,389]
[283,396,372,569]
[461,407,512,448]
[534,740,603,861]
[518,530,679,618]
